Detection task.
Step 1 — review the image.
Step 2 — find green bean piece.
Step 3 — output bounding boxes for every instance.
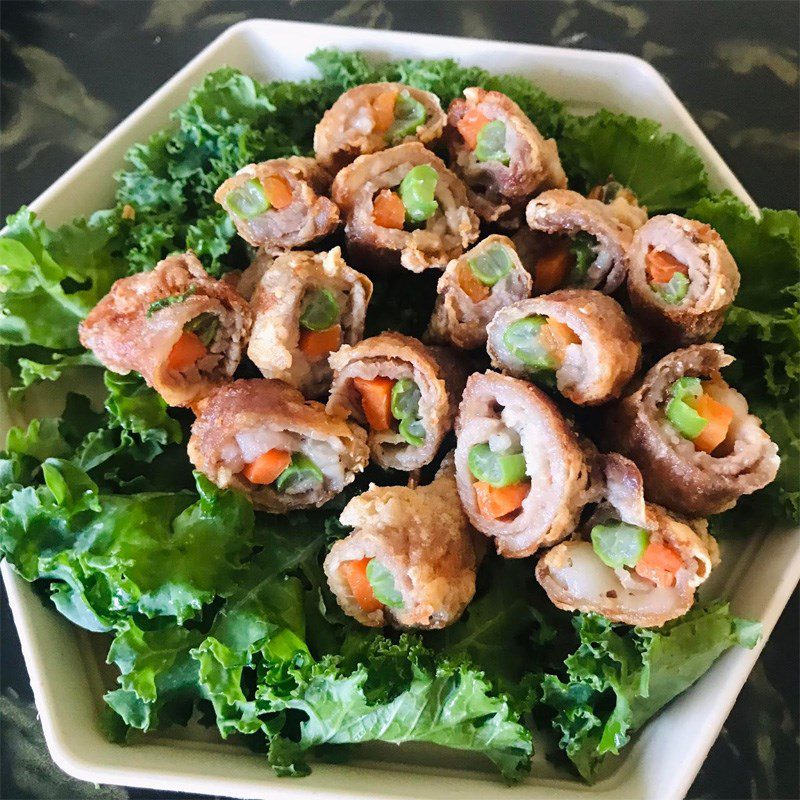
[274,453,324,493]
[299,288,340,332]
[474,120,510,164]
[468,244,514,287]
[590,521,650,569]
[502,316,556,370]
[398,164,439,223]
[225,178,270,219]
[467,443,527,488]
[386,92,427,143]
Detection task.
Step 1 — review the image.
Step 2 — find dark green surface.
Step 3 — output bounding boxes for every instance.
[1,1,798,798]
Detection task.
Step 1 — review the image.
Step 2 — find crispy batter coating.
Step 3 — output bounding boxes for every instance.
[78,252,252,407]
[324,456,478,629]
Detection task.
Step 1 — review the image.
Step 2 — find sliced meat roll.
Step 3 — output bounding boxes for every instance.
[324,456,478,629]
[214,157,339,250]
[331,142,480,273]
[486,289,641,405]
[606,344,780,517]
[524,189,634,294]
[445,87,567,225]
[314,82,446,172]
[536,453,719,627]
[327,332,465,471]
[187,379,369,513]
[627,214,740,345]
[79,252,251,407]
[426,234,533,350]
[454,371,590,558]
[247,247,373,398]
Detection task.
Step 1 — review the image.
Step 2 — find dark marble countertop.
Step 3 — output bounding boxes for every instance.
[1,2,798,798]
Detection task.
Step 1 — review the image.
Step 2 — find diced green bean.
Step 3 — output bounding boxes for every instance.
[568,232,597,283]
[225,178,270,219]
[386,92,427,143]
[474,120,510,164]
[665,377,707,439]
[274,453,324,493]
[502,316,556,370]
[590,521,650,569]
[299,288,340,332]
[653,271,690,304]
[398,164,439,223]
[468,244,514,287]
[390,378,421,422]
[467,443,527,488]
[398,415,426,447]
[365,560,404,608]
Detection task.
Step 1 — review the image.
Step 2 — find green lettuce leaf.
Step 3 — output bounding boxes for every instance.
[540,603,760,781]
[558,110,711,212]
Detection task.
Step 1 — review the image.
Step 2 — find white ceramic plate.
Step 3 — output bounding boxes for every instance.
[2,18,798,800]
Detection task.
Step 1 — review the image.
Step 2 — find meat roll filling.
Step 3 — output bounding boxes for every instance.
[248,248,372,398]
[627,215,740,344]
[427,235,533,349]
[486,290,640,405]
[331,142,480,272]
[445,87,567,224]
[79,252,252,407]
[587,180,648,231]
[188,379,369,513]
[606,344,780,516]
[314,83,446,172]
[327,333,459,471]
[455,372,589,557]
[324,457,478,629]
[536,453,718,627]
[525,189,634,294]
[215,157,339,250]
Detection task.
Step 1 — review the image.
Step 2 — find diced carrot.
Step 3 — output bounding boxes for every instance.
[341,557,383,612]
[546,319,580,348]
[299,324,342,360]
[456,107,491,150]
[353,376,395,432]
[371,89,398,133]
[634,541,683,588]
[372,190,406,229]
[690,392,734,454]
[534,247,572,293]
[262,175,293,210]
[645,248,688,284]
[241,449,292,485]
[166,331,207,372]
[474,480,530,519]
[459,263,491,303]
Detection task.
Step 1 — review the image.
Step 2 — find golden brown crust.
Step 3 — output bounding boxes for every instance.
[327,332,456,471]
[187,379,369,513]
[214,156,340,249]
[331,142,480,273]
[627,214,740,345]
[426,235,533,350]
[247,247,373,398]
[324,456,478,629]
[605,344,780,516]
[525,189,634,293]
[445,87,567,225]
[78,252,252,407]
[486,289,641,405]
[314,83,446,172]
[454,371,590,557]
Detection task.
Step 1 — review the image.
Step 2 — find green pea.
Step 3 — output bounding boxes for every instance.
[398,164,439,223]
[225,178,270,219]
[474,120,510,164]
[665,377,707,439]
[274,453,324,493]
[386,92,427,143]
[590,521,650,569]
[184,312,219,346]
[365,560,404,608]
[468,244,514,287]
[299,288,340,332]
[653,271,690,304]
[467,443,527,488]
[398,415,426,447]
[502,316,556,370]
[390,379,421,421]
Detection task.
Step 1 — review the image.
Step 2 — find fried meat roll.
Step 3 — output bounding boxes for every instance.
[486,289,640,405]
[331,142,480,273]
[79,252,251,407]
[524,189,634,294]
[247,247,373,398]
[627,215,740,345]
[327,332,465,471]
[445,87,567,224]
[187,379,369,513]
[314,82,446,172]
[606,344,780,517]
[324,456,478,629]
[536,453,718,627]
[426,234,533,350]
[454,371,590,557]
[214,157,339,250]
